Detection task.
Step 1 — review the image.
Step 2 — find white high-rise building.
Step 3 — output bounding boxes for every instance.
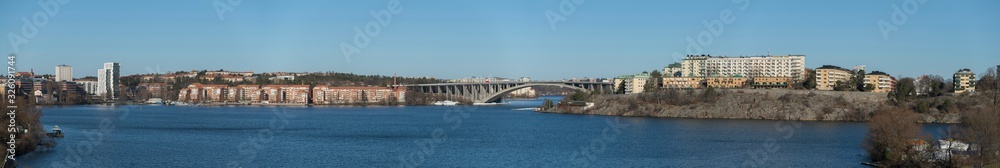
[76,80,100,95]
[97,62,121,99]
[56,65,73,82]
[681,55,807,80]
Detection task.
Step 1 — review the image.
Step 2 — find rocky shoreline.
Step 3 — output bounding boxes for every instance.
[540,89,963,123]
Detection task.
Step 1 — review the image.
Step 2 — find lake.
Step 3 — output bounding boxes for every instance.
[18,96,955,167]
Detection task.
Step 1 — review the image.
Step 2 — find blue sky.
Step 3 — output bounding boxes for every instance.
[1,0,998,80]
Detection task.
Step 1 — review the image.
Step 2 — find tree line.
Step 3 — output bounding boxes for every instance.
[866,66,1000,167]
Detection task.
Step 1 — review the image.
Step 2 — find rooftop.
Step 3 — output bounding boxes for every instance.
[816,65,852,72]
[955,68,975,75]
[666,62,682,68]
[867,71,891,76]
[684,54,806,59]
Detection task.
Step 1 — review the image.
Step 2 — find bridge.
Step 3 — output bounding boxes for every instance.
[405,81,614,103]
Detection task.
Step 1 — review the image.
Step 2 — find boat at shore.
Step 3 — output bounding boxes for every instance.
[145,98,164,104]
[432,100,459,106]
[46,125,63,138]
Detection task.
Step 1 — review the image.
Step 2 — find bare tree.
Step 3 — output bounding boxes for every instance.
[977,67,1000,106]
[863,108,926,166]
[960,106,1000,166]
[961,68,1000,167]
[1,87,57,157]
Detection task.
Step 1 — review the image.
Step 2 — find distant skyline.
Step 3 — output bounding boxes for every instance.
[2,0,999,80]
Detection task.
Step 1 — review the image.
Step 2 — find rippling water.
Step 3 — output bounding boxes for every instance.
[18,96,954,167]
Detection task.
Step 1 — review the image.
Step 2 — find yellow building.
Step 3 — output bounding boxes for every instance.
[953,69,976,93]
[863,71,896,93]
[662,77,701,89]
[815,65,854,91]
[706,76,747,88]
[613,72,651,94]
[752,77,793,89]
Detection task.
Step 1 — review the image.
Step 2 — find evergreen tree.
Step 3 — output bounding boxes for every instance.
[803,68,817,89]
[360,90,369,105]
[650,70,662,91]
[542,99,555,110]
[616,80,627,94]
[855,70,867,91]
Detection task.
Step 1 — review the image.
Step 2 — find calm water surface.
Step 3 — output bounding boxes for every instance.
[19,96,953,167]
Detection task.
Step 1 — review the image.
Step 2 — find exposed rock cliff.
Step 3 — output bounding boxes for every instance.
[543,89,962,123]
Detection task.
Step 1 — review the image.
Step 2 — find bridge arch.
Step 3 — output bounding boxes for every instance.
[478,83,591,103]
[405,81,613,104]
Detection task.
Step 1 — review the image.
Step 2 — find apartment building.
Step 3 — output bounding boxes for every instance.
[203,84,232,103]
[97,62,120,99]
[178,84,201,102]
[705,76,747,88]
[312,86,405,104]
[138,83,170,99]
[56,65,72,82]
[200,74,247,83]
[262,85,311,104]
[176,84,407,105]
[953,69,976,93]
[177,83,232,103]
[681,55,806,80]
[753,77,793,89]
[662,77,701,89]
[663,62,683,77]
[143,74,179,83]
[205,70,254,77]
[863,71,896,93]
[235,85,263,103]
[613,72,651,94]
[815,65,854,91]
[75,79,100,95]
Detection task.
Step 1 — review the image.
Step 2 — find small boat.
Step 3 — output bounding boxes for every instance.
[860,162,880,167]
[145,98,164,104]
[170,101,192,106]
[47,125,64,138]
[432,100,459,106]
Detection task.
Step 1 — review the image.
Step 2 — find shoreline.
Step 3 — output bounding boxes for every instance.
[536,109,960,124]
